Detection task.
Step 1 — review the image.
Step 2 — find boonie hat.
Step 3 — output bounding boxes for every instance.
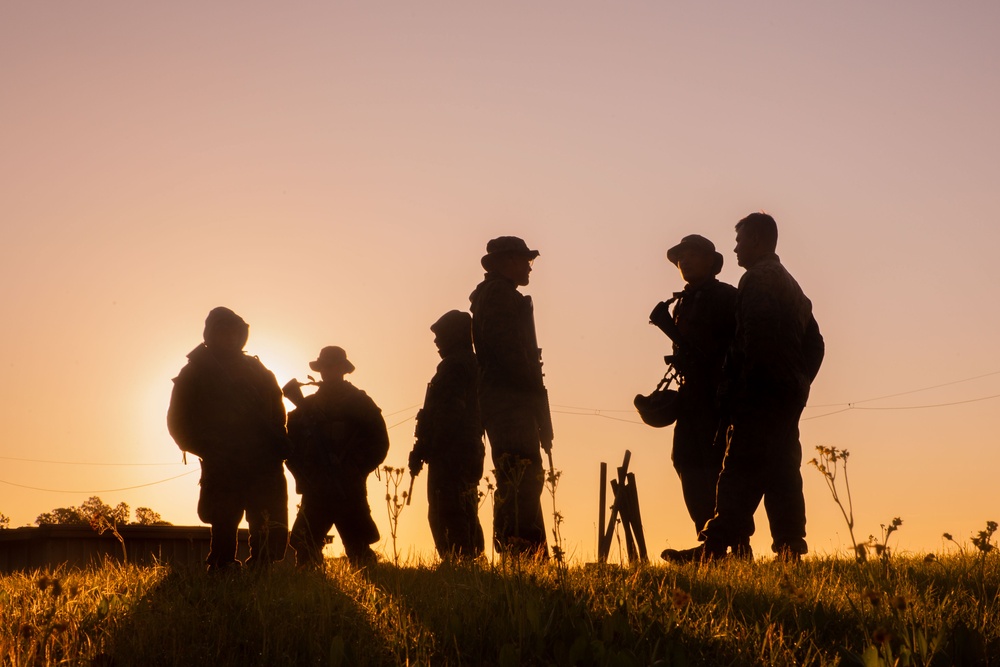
[666,234,724,275]
[309,346,356,374]
[481,236,540,270]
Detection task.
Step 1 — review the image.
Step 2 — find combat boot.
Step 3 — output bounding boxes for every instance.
[660,541,727,564]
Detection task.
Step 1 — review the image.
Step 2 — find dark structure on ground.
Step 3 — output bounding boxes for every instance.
[0,525,254,572]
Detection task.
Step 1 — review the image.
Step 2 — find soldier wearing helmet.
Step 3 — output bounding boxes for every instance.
[408,310,486,559]
[167,307,290,572]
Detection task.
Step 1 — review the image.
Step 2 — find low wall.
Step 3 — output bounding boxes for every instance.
[0,525,251,573]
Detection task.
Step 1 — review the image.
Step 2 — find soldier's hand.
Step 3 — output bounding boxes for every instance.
[408,450,424,475]
[282,379,305,406]
[649,301,672,328]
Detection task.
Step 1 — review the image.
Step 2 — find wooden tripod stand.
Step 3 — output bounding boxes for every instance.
[597,449,648,564]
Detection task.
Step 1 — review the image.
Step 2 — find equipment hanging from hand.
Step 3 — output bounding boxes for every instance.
[633,365,681,427]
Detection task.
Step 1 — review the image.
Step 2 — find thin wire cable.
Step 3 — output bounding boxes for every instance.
[551,408,644,425]
[806,368,1000,408]
[552,404,635,414]
[0,469,199,494]
[0,456,182,467]
[384,403,422,418]
[388,413,417,430]
[851,393,1000,411]
[9,371,1000,472]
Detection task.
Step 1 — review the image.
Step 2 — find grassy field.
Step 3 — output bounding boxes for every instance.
[2,549,999,667]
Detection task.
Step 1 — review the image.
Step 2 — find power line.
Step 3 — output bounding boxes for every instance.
[0,456,182,467]
[806,368,1000,408]
[8,370,999,473]
[552,408,644,425]
[0,469,199,494]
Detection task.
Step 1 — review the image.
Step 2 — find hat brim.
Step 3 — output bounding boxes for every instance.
[309,359,356,374]
[667,243,724,274]
[481,249,540,270]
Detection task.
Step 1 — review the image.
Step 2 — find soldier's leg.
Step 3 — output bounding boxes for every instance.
[700,414,766,553]
[675,464,721,536]
[197,477,244,571]
[427,464,456,556]
[334,489,380,567]
[486,405,547,557]
[245,468,289,566]
[289,496,334,568]
[762,404,808,556]
[428,464,482,558]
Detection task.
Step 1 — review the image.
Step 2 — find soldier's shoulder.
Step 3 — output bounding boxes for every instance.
[472,276,520,305]
[344,383,382,412]
[708,279,739,298]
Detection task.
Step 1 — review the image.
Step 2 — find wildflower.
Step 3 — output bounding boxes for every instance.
[923,553,937,563]
[38,575,51,591]
[51,579,63,597]
[891,595,907,612]
[942,533,953,541]
[863,588,881,606]
[872,627,892,645]
[671,587,691,610]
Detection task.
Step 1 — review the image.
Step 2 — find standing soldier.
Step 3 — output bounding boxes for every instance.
[649,235,739,549]
[469,236,552,558]
[664,212,824,563]
[408,310,486,560]
[283,346,389,568]
[167,307,289,572]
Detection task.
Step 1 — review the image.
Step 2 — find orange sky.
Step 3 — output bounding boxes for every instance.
[2,3,999,562]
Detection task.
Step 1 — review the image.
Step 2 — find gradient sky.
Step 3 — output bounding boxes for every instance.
[3,2,999,562]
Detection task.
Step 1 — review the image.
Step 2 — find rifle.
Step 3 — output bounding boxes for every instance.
[524,296,555,476]
[407,380,435,505]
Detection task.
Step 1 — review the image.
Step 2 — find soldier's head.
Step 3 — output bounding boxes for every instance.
[481,236,539,287]
[430,310,473,357]
[203,307,249,355]
[735,212,778,268]
[309,346,356,381]
[667,234,723,285]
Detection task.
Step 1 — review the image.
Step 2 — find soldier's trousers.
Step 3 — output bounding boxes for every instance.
[198,466,288,569]
[289,490,380,566]
[484,405,547,557]
[675,464,721,536]
[701,399,807,555]
[672,404,726,536]
[427,460,484,559]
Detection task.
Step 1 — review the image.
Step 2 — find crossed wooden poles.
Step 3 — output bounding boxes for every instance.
[597,449,648,564]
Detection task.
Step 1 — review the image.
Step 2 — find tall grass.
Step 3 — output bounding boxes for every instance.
[3,550,999,666]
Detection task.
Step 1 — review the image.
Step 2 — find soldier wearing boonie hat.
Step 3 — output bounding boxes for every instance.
[469,235,551,558]
[282,346,388,568]
[646,234,739,556]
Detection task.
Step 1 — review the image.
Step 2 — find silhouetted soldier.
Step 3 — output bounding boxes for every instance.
[167,307,289,572]
[649,235,738,543]
[408,310,486,560]
[665,213,824,563]
[469,236,551,558]
[283,346,389,568]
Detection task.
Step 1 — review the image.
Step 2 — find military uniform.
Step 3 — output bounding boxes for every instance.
[167,309,289,570]
[652,277,738,534]
[286,379,389,566]
[410,319,486,558]
[470,271,548,556]
[701,252,824,556]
